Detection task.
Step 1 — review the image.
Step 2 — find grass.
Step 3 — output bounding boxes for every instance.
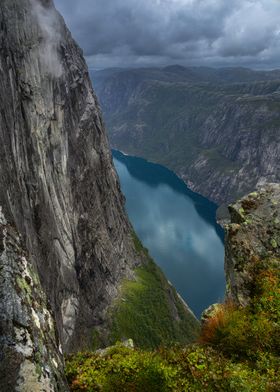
[66,256,280,391]
[89,231,199,350]
[66,343,279,392]
[108,239,200,348]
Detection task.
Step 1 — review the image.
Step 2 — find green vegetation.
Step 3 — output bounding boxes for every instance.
[108,231,199,348]
[66,344,279,391]
[201,273,280,358]
[89,231,199,350]
[108,260,199,349]
[66,256,280,391]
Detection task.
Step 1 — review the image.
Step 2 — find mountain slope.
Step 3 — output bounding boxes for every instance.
[93,66,280,205]
[0,0,198,355]
[66,184,280,391]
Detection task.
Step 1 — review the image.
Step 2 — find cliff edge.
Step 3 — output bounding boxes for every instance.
[225,183,280,306]
[0,0,198,355]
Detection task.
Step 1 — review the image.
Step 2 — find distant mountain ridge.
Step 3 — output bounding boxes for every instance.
[92,65,280,205]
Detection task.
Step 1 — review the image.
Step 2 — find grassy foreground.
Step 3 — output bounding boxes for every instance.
[66,256,279,391]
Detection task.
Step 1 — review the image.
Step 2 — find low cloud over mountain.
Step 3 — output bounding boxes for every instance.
[54,0,280,69]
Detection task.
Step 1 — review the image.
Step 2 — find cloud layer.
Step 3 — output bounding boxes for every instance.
[54,0,280,69]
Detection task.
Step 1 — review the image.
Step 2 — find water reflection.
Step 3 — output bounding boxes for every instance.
[113,150,225,318]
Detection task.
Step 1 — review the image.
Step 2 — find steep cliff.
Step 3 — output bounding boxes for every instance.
[93,66,280,205]
[0,0,198,355]
[0,209,68,392]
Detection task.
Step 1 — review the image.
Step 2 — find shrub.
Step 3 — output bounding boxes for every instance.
[65,257,280,391]
[199,302,236,345]
[66,344,177,392]
[66,344,280,392]
[200,258,280,360]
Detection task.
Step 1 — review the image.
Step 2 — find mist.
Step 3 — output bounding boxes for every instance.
[31,0,63,77]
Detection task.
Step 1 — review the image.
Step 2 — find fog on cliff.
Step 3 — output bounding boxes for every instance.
[32,0,63,77]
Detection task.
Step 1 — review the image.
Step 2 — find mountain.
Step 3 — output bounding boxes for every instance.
[93,66,280,205]
[0,1,199,387]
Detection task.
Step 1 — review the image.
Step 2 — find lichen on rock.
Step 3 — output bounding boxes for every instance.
[0,209,68,392]
[225,183,280,306]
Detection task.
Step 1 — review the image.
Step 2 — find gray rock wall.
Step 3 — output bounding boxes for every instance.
[0,208,68,391]
[224,184,280,306]
[0,0,139,352]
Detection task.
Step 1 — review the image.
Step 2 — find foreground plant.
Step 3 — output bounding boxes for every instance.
[66,256,279,391]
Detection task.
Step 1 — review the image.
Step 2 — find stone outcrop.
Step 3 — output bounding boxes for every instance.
[0,209,68,392]
[224,184,280,306]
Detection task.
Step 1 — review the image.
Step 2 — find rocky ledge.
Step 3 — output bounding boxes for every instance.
[225,183,280,306]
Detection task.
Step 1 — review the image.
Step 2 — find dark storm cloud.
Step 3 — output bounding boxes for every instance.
[53,0,280,69]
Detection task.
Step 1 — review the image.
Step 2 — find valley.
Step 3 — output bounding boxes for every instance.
[93,66,280,205]
[113,150,225,317]
[0,1,279,390]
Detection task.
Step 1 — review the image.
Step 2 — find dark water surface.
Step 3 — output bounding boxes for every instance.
[113,150,225,318]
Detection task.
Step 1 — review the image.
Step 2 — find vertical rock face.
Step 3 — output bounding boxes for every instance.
[0,209,68,392]
[224,184,280,306]
[0,0,200,359]
[0,0,140,352]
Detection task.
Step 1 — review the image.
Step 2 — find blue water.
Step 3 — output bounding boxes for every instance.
[113,150,225,318]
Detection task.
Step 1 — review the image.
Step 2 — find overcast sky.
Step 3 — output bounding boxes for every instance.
[54,0,280,70]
